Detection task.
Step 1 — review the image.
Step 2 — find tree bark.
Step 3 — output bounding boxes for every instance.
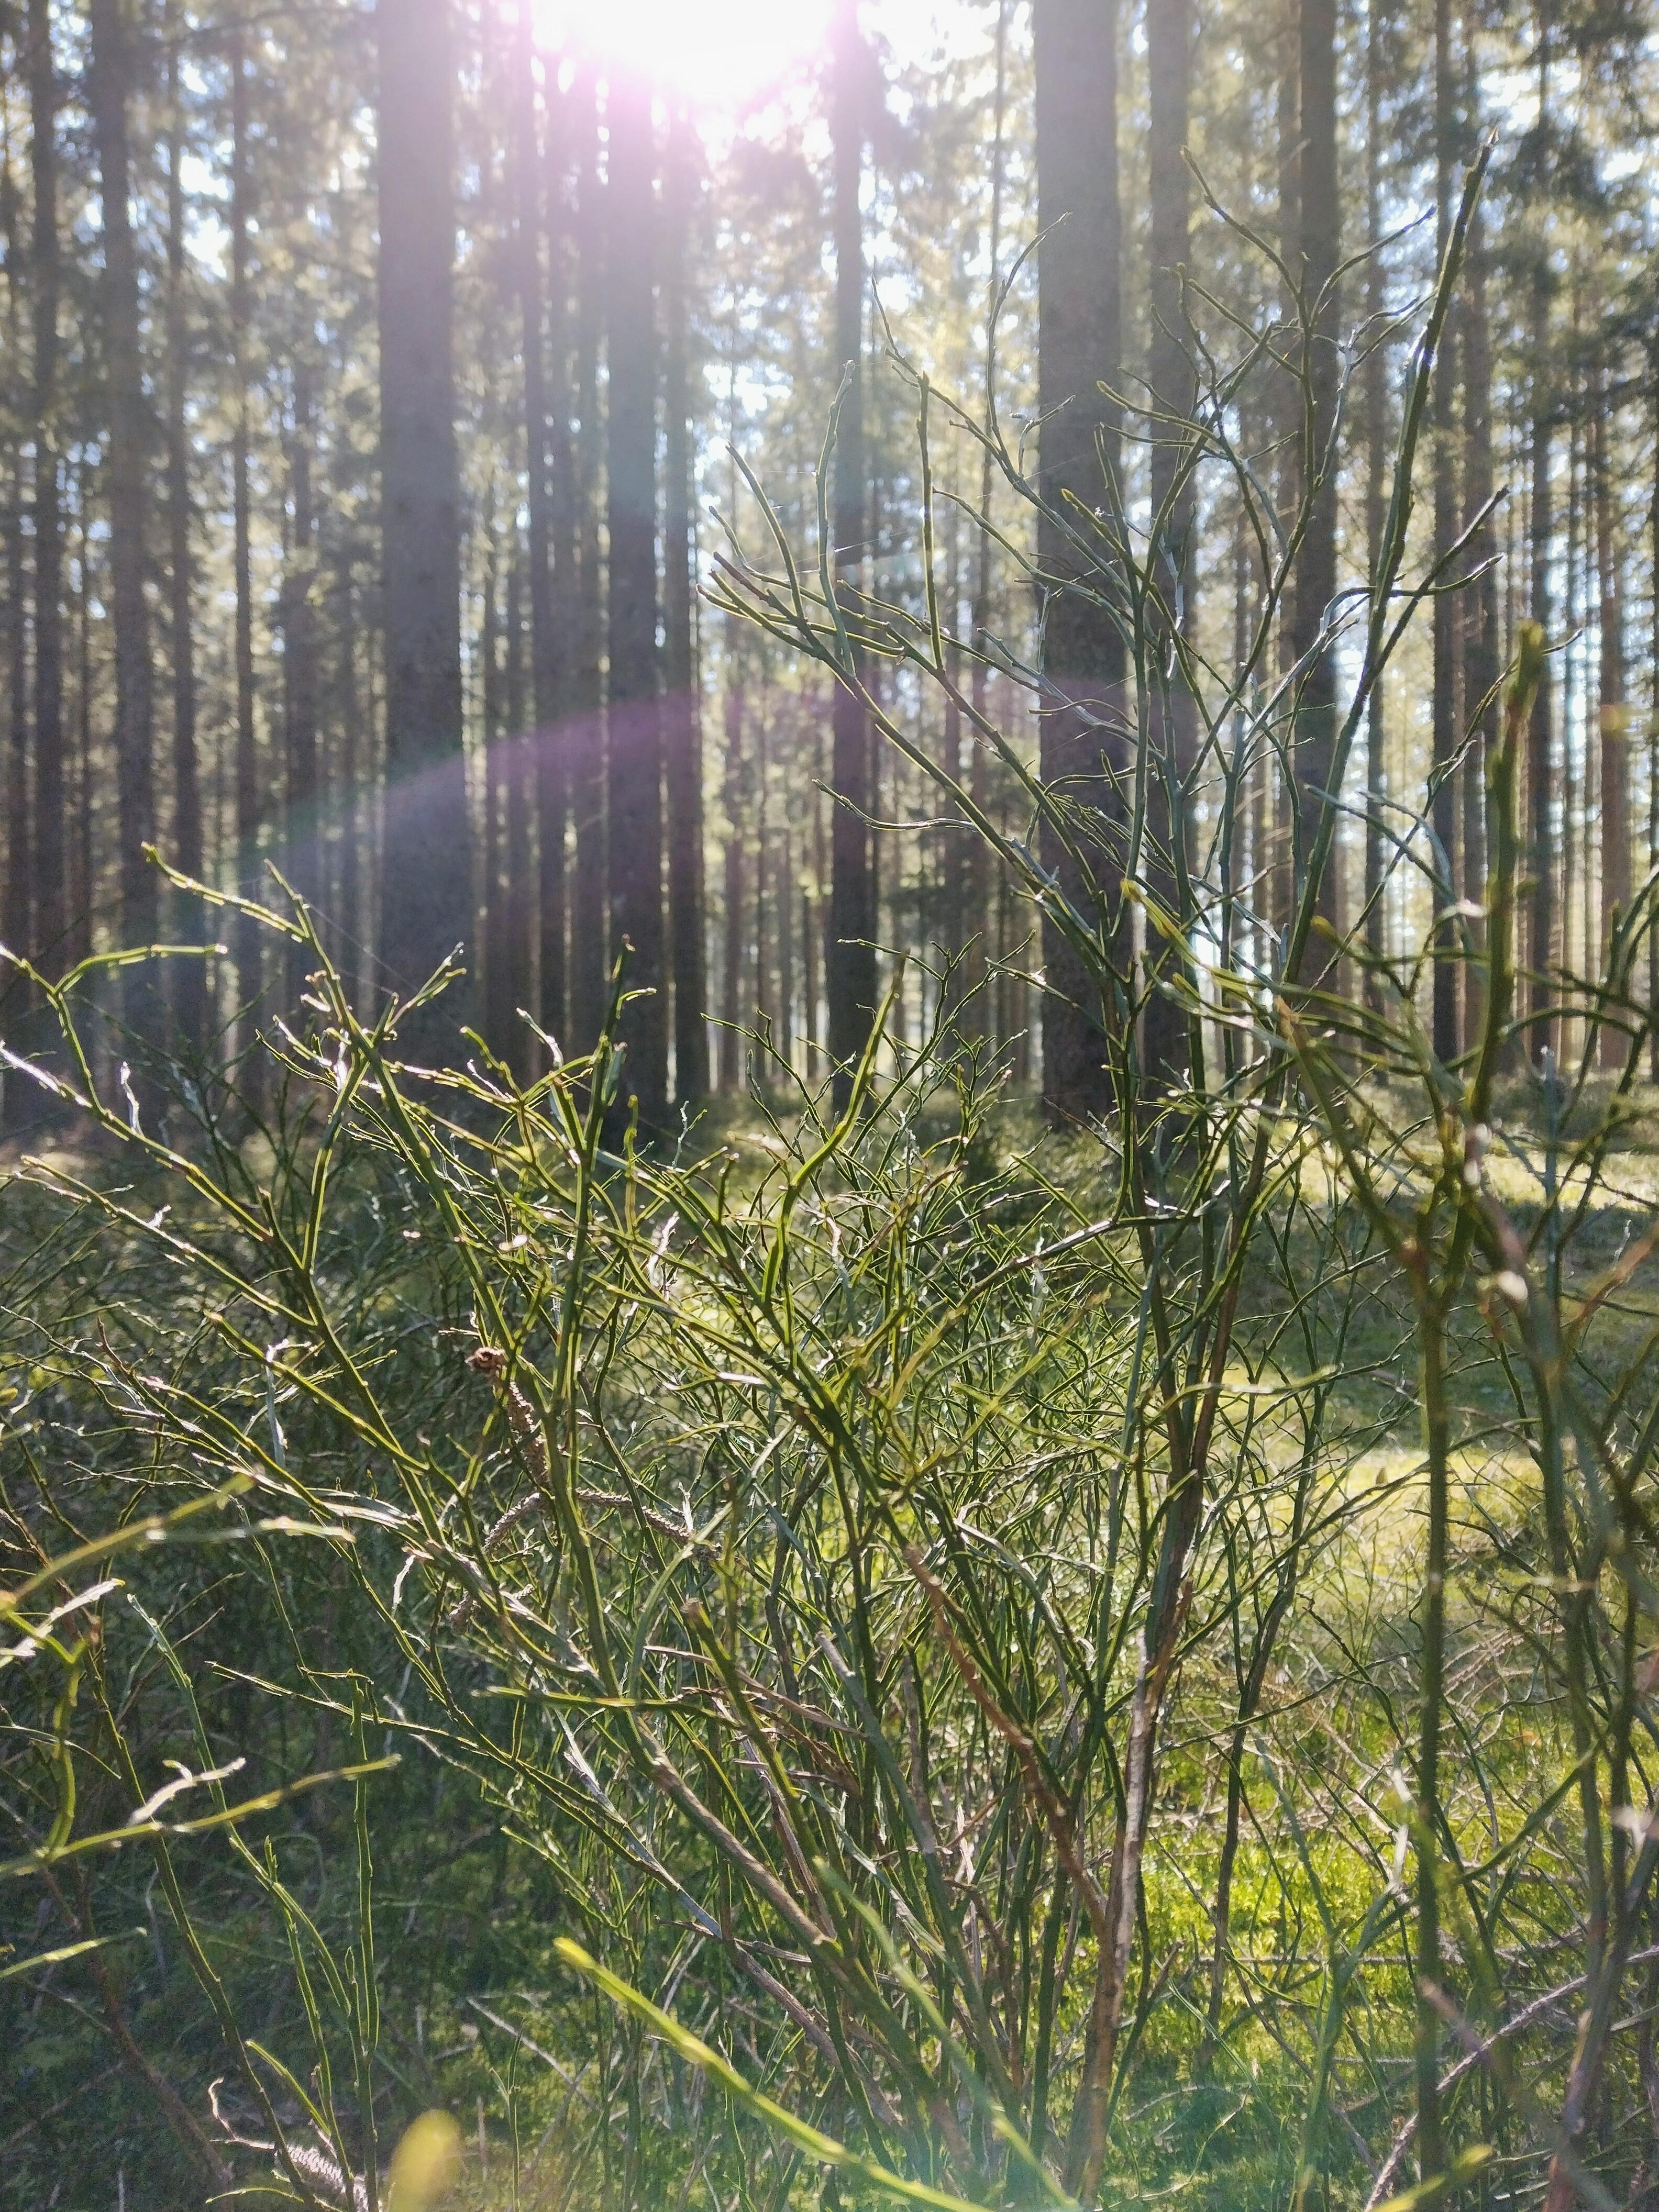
[604,69,667,1129]
[2,158,29,1027]
[1460,48,1499,1054]
[284,358,320,1008]
[1363,0,1390,1010]
[568,66,607,1056]
[1143,0,1195,1092]
[663,100,709,1107]
[1593,357,1627,1069]
[514,15,559,1062]
[543,71,579,1055]
[163,6,204,1048]
[88,0,159,1041]
[29,0,64,986]
[1650,342,1659,1085]
[228,32,262,1064]
[335,544,362,1008]
[1033,0,1124,1127]
[721,670,745,1093]
[827,0,876,1109]
[1430,0,1459,1064]
[376,0,465,1016]
[963,0,1009,1058]
[1527,31,1555,1065]
[1291,0,1341,952]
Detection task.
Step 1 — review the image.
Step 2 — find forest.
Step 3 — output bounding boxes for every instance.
[6,0,1659,2208]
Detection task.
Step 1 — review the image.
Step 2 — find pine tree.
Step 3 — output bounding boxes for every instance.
[604,68,667,1127]
[826,0,876,1107]
[1291,0,1341,950]
[1144,0,1195,1091]
[163,4,204,1048]
[28,0,63,987]
[376,0,464,1010]
[664,100,709,1106]
[89,0,159,1037]
[1033,0,1123,1126]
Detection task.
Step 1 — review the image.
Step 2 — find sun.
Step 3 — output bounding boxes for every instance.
[530,0,832,107]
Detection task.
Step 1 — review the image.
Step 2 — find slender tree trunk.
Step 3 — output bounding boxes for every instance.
[284,359,320,1008]
[604,70,666,1128]
[1143,0,1195,1091]
[2,164,29,1020]
[1461,77,1499,1050]
[28,0,63,986]
[71,464,93,971]
[938,496,965,1017]
[514,16,560,1061]
[1272,14,1299,946]
[663,99,709,1106]
[229,33,261,1062]
[1291,0,1341,951]
[162,11,203,1048]
[481,494,513,1060]
[336,547,362,1008]
[963,0,1008,1057]
[376,0,464,1015]
[1363,0,1390,1010]
[1033,0,1123,1128]
[503,550,533,1074]
[543,73,578,1054]
[1564,351,1582,1035]
[1527,36,1555,1064]
[88,0,158,1044]
[827,0,876,1108]
[1650,342,1659,1084]
[1594,359,1628,1067]
[721,671,745,1092]
[1430,0,1459,1063]
[568,66,607,1055]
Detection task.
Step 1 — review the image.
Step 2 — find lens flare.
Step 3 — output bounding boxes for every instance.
[530,0,832,105]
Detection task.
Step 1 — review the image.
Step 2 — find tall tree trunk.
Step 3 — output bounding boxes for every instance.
[568,66,607,1055]
[376,0,464,1016]
[336,546,362,1008]
[1594,359,1627,1068]
[284,359,319,1008]
[162,8,203,1048]
[514,15,560,1058]
[543,73,578,1054]
[604,70,666,1129]
[88,0,158,1042]
[1650,341,1659,1085]
[229,32,261,1065]
[1271,12,1300,946]
[1291,0,1341,952]
[503,549,532,1071]
[1033,0,1123,1128]
[721,669,745,1093]
[2,158,29,1027]
[29,0,63,986]
[1143,0,1195,1092]
[1460,41,1499,1053]
[1430,0,1459,1062]
[1363,0,1390,1009]
[663,99,709,1106]
[71,463,93,971]
[1563,349,1582,1035]
[963,0,1008,1058]
[1527,32,1555,1065]
[481,492,513,1061]
[826,0,876,1109]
